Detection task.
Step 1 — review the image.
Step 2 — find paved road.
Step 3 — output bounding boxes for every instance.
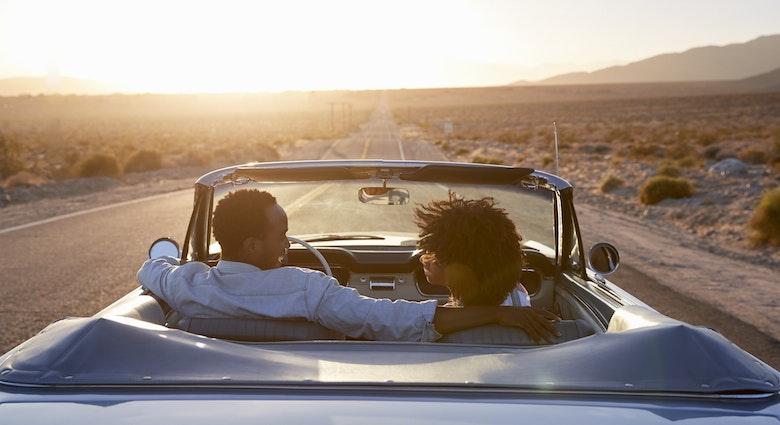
[0,98,443,352]
[1,99,777,369]
[0,190,193,350]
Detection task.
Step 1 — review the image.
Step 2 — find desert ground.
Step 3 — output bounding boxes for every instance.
[1,85,778,367]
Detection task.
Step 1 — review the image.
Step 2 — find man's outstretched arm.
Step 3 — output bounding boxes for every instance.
[432,306,561,343]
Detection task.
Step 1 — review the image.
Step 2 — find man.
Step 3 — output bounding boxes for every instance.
[138,189,559,342]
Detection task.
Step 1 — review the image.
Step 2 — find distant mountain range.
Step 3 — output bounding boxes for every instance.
[521,34,780,91]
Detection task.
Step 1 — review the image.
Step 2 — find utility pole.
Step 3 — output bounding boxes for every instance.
[328,102,335,136]
[341,103,346,132]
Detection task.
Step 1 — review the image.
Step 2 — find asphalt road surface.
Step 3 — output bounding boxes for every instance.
[1,99,777,370]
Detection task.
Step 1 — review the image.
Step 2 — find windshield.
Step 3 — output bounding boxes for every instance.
[212,179,555,251]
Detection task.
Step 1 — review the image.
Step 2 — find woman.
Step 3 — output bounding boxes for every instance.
[414,192,530,307]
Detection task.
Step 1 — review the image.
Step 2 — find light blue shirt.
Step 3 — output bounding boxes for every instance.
[137,257,441,342]
[501,284,532,307]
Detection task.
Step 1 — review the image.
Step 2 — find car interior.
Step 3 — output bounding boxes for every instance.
[119,240,600,346]
[117,164,612,346]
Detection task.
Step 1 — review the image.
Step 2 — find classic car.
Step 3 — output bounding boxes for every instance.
[1,159,778,424]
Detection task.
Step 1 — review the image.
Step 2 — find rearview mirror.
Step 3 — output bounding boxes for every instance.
[358,187,410,205]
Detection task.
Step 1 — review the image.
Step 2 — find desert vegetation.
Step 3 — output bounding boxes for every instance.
[638,176,695,205]
[0,91,379,184]
[2,85,779,254]
[387,86,780,253]
[749,188,780,246]
[599,174,624,193]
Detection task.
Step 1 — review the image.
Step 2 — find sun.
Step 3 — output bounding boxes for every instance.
[4,1,459,93]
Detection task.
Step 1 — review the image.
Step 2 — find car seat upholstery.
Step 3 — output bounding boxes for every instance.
[176,317,346,341]
[438,319,595,345]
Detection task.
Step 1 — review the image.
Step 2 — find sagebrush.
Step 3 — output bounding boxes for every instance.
[748,188,780,246]
[76,154,122,178]
[124,150,164,173]
[639,176,694,205]
[600,175,624,193]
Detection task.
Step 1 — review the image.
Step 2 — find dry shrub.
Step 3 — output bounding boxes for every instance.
[677,156,699,168]
[437,140,450,150]
[0,133,24,180]
[737,148,768,165]
[124,149,164,173]
[472,155,504,165]
[600,175,624,193]
[607,128,631,142]
[639,176,694,205]
[627,143,660,159]
[3,171,47,187]
[496,131,528,145]
[772,135,780,172]
[748,188,780,246]
[454,146,471,156]
[76,153,122,178]
[695,132,717,146]
[665,144,689,161]
[52,152,82,181]
[702,145,720,159]
[657,164,681,178]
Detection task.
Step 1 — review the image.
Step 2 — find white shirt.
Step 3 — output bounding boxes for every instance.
[137,257,441,342]
[501,283,531,307]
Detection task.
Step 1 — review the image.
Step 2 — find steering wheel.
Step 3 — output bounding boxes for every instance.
[287,236,332,276]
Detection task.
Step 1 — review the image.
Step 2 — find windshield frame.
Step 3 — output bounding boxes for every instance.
[181,161,568,264]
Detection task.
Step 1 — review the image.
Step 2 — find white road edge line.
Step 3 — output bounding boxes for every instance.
[284,183,333,217]
[0,189,191,235]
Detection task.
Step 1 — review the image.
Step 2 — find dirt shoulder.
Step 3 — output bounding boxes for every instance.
[577,203,779,341]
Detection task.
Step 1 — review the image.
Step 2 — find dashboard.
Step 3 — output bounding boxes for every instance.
[285,246,555,307]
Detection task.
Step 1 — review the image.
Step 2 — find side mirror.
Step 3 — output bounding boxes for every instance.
[148,237,181,259]
[358,187,410,205]
[587,242,620,275]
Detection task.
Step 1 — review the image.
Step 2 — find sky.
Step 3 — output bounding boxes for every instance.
[1,0,779,93]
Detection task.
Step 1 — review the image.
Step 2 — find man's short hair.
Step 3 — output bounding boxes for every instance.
[212,189,277,255]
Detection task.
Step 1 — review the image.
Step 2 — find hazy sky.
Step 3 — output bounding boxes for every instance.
[1,0,779,93]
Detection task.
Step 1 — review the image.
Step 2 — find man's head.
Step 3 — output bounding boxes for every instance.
[212,189,290,269]
[414,192,525,306]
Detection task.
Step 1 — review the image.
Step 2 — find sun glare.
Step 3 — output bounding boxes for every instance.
[3,0,780,93]
[4,0,477,93]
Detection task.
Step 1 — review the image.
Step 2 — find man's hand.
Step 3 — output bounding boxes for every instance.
[497,306,561,343]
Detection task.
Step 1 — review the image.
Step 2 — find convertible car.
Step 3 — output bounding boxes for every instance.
[1,159,778,424]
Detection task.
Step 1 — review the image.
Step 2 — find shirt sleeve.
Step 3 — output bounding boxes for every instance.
[306,273,441,342]
[136,256,206,311]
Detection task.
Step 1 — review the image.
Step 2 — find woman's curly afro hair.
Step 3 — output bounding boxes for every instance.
[414,192,525,306]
